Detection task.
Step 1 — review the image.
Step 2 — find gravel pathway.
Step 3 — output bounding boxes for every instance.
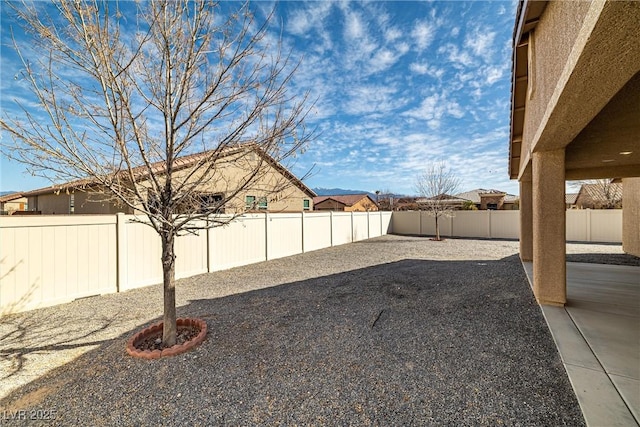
[1,235,623,425]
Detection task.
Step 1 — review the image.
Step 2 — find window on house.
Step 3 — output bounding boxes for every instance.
[258,197,267,210]
[245,195,256,210]
[199,193,224,214]
[487,203,498,210]
[69,194,75,214]
[303,199,310,210]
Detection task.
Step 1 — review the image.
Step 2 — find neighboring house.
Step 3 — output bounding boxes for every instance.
[416,194,469,210]
[455,189,519,210]
[0,193,28,215]
[565,193,579,209]
[23,145,316,215]
[313,194,378,212]
[574,182,623,209]
[392,197,420,211]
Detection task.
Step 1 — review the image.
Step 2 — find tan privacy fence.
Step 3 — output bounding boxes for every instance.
[392,209,622,242]
[0,212,392,314]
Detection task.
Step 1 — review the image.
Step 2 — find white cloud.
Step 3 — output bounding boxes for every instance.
[485,66,503,85]
[287,2,333,36]
[370,49,397,72]
[401,93,465,129]
[343,84,406,116]
[409,61,444,79]
[385,27,402,42]
[465,29,496,59]
[411,20,436,51]
[344,10,366,41]
[438,44,475,68]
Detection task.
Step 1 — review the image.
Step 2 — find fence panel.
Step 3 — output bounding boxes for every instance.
[391,211,420,235]
[368,212,382,238]
[589,210,622,243]
[303,212,332,252]
[0,216,117,314]
[452,211,490,238]
[566,210,589,241]
[209,214,266,271]
[352,212,369,241]
[489,211,520,239]
[331,212,353,246]
[381,212,393,233]
[120,217,163,290]
[175,221,209,280]
[267,213,302,260]
[419,212,437,236]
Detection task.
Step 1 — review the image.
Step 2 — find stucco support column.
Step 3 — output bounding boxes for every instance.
[532,149,566,306]
[622,177,640,257]
[519,178,533,262]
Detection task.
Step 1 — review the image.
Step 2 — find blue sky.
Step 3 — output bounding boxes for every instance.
[1,1,519,196]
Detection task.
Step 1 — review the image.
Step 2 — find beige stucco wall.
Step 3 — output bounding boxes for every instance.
[622,177,640,257]
[73,192,133,214]
[148,151,313,213]
[1,197,28,213]
[314,200,346,211]
[521,0,591,161]
[345,198,378,212]
[35,193,72,214]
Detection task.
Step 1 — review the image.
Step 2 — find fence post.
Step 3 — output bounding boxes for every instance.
[116,213,127,293]
[206,223,211,273]
[330,211,334,247]
[367,211,370,239]
[351,212,354,242]
[301,211,305,253]
[265,212,269,261]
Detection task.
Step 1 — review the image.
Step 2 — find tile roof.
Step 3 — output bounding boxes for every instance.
[578,182,623,204]
[23,144,316,198]
[0,192,24,203]
[312,194,372,206]
[565,193,579,204]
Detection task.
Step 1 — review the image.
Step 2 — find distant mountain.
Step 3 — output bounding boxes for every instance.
[312,188,409,199]
[312,187,373,197]
[0,191,19,197]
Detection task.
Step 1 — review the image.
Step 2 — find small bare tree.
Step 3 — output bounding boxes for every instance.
[1,1,313,346]
[415,162,461,241]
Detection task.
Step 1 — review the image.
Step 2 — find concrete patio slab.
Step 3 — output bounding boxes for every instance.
[523,261,640,427]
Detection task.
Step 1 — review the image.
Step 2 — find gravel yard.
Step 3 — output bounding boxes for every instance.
[2,235,631,425]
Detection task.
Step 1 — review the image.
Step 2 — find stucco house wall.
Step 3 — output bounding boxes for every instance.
[25,147,314,214]
[345,197,378,212]
[622,177,640,257]
[0,196,28,214]
[520,1,591,162]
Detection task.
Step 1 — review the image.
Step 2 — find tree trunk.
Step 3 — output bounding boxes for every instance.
[435,214,440,241]
[161,231,177,346]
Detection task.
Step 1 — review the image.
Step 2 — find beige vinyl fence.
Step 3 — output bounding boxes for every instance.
[0,211,393,314]
[392,209,622,243]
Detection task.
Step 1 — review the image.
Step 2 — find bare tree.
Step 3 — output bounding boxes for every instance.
[1,1,313,346]
[376,188,397,211]
[415,162,461,241]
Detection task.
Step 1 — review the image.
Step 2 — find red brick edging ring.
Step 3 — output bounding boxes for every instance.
[126,318,207,359]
